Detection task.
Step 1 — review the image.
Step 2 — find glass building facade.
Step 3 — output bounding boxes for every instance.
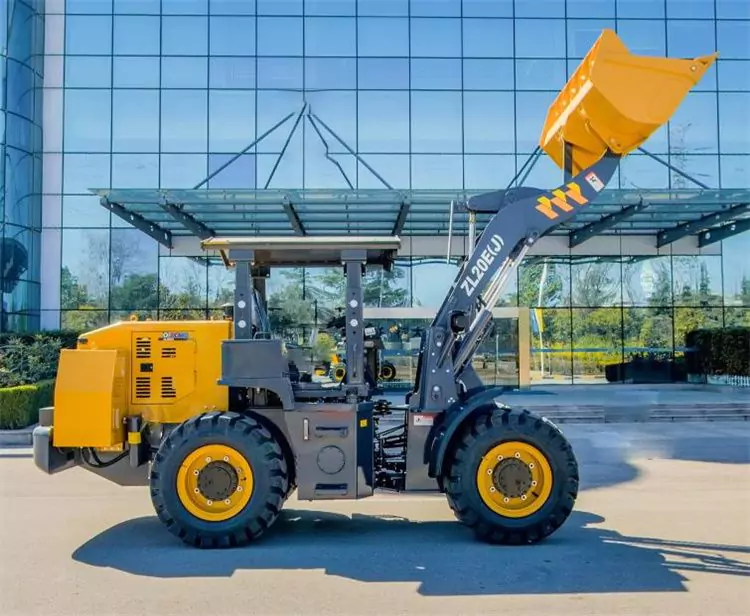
[5,0,749,385]
[1,0,45,332]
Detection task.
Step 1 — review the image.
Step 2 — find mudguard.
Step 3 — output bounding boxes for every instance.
[426,385,511,485]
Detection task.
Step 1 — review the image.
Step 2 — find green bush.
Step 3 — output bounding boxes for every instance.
[0,380,55,430]
[685,327,750,377]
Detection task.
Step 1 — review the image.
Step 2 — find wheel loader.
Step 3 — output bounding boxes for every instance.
[33,30,716,548]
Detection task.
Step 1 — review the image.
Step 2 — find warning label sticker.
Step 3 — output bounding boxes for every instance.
[585,172,605,192]
[413,414,436,427]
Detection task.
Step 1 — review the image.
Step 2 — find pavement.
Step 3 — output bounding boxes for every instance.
[1,421,749,616]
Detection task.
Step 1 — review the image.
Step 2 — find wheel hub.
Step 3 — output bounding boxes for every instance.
[493,457,533,498]
[197,461,239,501]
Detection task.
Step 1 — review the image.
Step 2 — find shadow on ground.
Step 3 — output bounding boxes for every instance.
[72,510,749,595]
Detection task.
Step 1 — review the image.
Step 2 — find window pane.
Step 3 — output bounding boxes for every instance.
[716,0,750,18]
[64,89,111,152]
[305,58,356,89]
[206,154,256,189]
[258,17,303,55]
[412,259,460,307]
[667,21,716,59]
[616,20,666,56]
[163,0,208,13]
[358,58,408,89]
[113,90,160,153]
[529,307,572,385]
[571,257,622,307]
[356,0,408,16]
[411,18,461,57]
[256,90,304,151]
[516,19,564,58]
[65,56,111,88]
[515,59,566,91]
[357,17,408,56]
[210,0,256,15]
[463,19,513,58]
[63,154,111,194]
[305,0,356,15]
[257,0,302,14]
[670,154,719,189]
[114,0,161,13]
[209,91,256,152]
[463,59,513,90]
[305,17,355,56]
[572,307,623,382]
[410,59,461,90]
[210,17,256,55]
[257,132,303,187]
[160,90,208,152]
[62,195,110,228]
[619,154,669,189]
[114,15,160,55]
[623,307,674,357]
[411,155,462,189]
[463,154,516,189]
[357,155,409,188]
[720,155,749,188]
[672,256,723,306]
[113,57,160,88]
[463,0,513,17]
[519,256,571,308]
[668,92,718,154]
[722,231,750,307]
[719,60,750,91]
[725,307,750,327]
[163,17,208,55]
[67,0,113,12]
[65,16,112,55]
[305,90,356,148]
[162,57,208,88]
[112,154,159,188]
[160,154,207,188]
[257,58,303,89]
[567,19,616,58]
[209,57,256,89]
[411,91,462,153]
[666,0,714,18]
[62,229,109,309]
[568,0,615,17]
[357,91,409,152]
[515,91,556,153]
[621,256,672,306]
[717,21,750,60]
[158,257,208,311]
[110,229,159,311]
[719,93,750,154]
[616,0,664,18]
[674,307,723,350]
[515,0,564,17]
[463,91,514,153]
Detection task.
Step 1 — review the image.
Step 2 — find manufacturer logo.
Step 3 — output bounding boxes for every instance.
[535,182,589,220]
[585,172,605,192]
[161,332,189,341]
[460,233,505,298]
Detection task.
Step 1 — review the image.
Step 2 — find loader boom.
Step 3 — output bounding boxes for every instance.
[409,153,620,412]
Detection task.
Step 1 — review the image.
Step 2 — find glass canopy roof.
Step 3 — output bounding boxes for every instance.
[91,186,750,251]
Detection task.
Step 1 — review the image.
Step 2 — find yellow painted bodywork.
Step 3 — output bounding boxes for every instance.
[540,29,718,175]
[52,320,232,447]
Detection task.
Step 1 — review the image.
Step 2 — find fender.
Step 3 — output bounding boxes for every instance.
[426,386,511,485]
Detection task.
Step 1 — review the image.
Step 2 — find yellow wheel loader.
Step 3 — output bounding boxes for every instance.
[33,30,716,548]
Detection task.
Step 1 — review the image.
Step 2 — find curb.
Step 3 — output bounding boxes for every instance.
[0,424,36,447]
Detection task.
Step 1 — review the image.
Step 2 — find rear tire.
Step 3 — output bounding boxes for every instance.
[444,406,578,545]
[150,411,289,549]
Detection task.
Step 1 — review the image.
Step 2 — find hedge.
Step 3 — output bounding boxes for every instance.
[0,380,55,430]
[0,330,80,350]
[685,327,750,377]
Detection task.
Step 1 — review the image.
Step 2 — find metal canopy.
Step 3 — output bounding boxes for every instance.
[93,186,750,250]
[201,235,401,268]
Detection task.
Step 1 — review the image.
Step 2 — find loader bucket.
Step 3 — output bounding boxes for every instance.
[539,29,717,174]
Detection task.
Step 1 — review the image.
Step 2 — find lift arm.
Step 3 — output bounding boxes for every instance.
[410,153,620,411]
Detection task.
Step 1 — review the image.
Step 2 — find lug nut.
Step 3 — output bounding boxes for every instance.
[487,469,493,475]
[207,500,213,506]
[224,499,231,505]
[223,456,229,462]
[205,457,212,463]
[503,497,510,503]
[489,487,496,493]
[529,463,535,469]
[521,495,527,501]
[515,452,521,458]
[531,481,537,487]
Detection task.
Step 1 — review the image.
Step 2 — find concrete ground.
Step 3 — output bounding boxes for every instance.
[1,421,749,616]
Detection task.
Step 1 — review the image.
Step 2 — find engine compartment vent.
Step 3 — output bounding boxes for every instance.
[135,377,151,399]
[161,376,177,399]
[135,337,152,359]
[161,347,177,358]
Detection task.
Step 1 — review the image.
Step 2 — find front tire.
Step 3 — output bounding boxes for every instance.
[150,411,289,549]
[444,406,578,545]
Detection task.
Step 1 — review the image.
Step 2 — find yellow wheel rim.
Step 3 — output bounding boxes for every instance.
[381,365,394,380]
[176,444,254,522]
[476,441,553,519]
[333,366,346,381]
